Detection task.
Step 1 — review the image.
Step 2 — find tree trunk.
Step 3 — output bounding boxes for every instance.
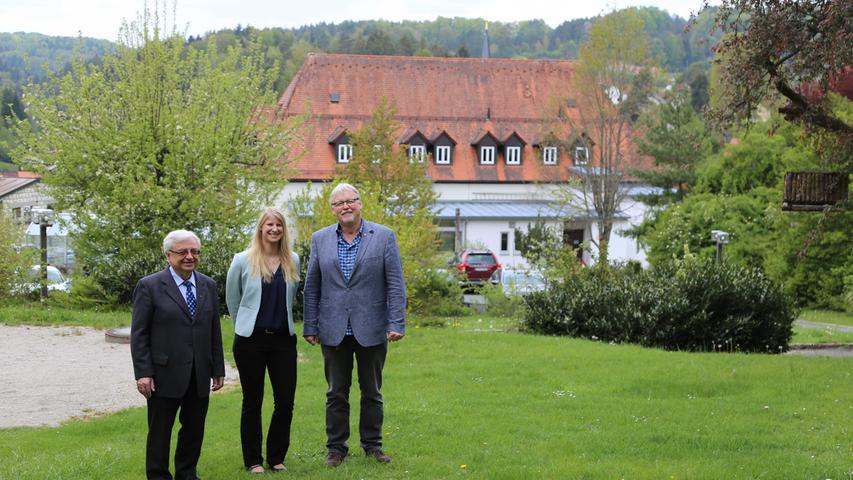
[597,219,612,266]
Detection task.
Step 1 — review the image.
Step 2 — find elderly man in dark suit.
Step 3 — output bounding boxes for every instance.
[131,229,225,480]
[303,183,406,467]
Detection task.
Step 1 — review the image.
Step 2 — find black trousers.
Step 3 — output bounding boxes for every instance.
[321,336,387,454]
[233,330,297,468]
[146,368,209,480]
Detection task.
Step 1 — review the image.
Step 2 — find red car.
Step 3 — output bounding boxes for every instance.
[449,250,501,284]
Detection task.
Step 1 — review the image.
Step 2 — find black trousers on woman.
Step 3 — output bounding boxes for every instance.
[233,330,297,468]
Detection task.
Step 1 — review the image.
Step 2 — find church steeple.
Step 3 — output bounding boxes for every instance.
[482,21,490,59]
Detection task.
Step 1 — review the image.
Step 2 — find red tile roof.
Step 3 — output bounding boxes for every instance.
[276,53,650,183]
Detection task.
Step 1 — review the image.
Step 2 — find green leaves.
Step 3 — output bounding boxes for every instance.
[14,5,295,302]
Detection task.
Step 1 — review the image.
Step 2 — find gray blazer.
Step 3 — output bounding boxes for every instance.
[226,250,300,337]
[303,220,406,347]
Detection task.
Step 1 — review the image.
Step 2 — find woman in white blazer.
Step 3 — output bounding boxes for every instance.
[226,207,300,474]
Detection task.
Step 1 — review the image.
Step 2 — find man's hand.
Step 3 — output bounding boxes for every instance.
[304,335,319,346]
[137,377,155,399]
[211,376,225,391]
[387,331,404,342]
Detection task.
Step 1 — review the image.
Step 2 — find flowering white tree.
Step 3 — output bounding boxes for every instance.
[15,6,296,302]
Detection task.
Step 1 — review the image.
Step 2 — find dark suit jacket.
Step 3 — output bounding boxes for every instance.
[303,220,406,347]
[131,267,225,398]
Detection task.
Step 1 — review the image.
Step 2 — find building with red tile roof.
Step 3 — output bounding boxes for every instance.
[275,53,653,266]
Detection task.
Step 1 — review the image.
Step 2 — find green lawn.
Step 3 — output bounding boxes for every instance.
[792,325,853,345]
[799,309,853,328]
[0,308,851,479]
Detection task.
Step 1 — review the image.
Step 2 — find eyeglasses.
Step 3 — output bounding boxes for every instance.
[331,198,360,208]
[169,249,200,257]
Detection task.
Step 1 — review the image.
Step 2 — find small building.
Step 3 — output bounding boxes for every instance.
[0,172,54,223]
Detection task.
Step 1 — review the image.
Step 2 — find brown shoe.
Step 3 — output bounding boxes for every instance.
[365,448,392,464]
[325,451,346,468]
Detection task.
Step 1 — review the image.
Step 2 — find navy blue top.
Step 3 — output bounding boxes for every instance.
[255,265,286,332]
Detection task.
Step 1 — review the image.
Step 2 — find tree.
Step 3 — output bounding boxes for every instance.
[0,211,36,299]
[14,6,296,302]
[567,8,653,265]
[707,0,853,154]
[634,88,715,204]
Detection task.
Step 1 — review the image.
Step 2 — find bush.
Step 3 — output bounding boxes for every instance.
[478,282,525,318]
[407,268,469,317]
[524,257,795,353]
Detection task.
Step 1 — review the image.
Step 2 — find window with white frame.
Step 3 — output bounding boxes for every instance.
[480,145,496,165]
[573,145,589,165]
[337,143,352,163]
[505,146,521,165]
[543,146,558,165]
[408,144,426,162]
[435,145,451,164]
[500,232,510,252]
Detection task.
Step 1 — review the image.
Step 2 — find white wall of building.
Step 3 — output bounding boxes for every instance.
[279,181,647,267]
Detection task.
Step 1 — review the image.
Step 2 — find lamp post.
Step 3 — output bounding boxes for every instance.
[710,230,730,264]
[31,208,54,300]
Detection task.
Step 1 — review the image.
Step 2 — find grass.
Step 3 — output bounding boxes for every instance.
[792,309,853,345]
[799,309,853,328]
[0,303,132,329]
[792,326,853,345]
[0,307,851,479]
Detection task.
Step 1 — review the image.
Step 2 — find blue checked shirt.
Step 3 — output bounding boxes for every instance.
[337,221,365,336]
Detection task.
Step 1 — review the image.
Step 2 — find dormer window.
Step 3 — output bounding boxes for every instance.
[543,146,558,165]
[505,146,521,165]
[328,127,352,164]
[435,145,451,164]
[408,145,426,162]
[431,130,456,165]
[471,131,499,166]
[480,146,496,165]
[337,144,353,163]
[502,132,525,166]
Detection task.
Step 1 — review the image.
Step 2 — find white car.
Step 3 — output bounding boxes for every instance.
[26,265,71,293]
[497,269,546,296]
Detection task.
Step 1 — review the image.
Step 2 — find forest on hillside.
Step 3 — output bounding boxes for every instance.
[0,7,721,167]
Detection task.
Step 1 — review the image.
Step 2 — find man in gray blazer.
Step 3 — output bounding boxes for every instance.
[303,183,406,467]
[131,230,225,480]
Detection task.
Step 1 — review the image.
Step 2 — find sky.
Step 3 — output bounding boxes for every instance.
[2,0,711,41]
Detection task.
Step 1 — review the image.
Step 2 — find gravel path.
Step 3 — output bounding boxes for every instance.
[0,325,236,429]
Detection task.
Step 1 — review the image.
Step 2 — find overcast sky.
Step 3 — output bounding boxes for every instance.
[3,0,710,41]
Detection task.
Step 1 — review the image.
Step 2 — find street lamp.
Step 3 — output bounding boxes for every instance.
[710,230,730,264]
[31,208,54,300]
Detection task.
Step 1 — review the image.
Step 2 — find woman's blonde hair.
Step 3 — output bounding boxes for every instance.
[248,207,299,282]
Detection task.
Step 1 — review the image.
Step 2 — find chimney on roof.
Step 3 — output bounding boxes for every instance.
[482,21,490,59]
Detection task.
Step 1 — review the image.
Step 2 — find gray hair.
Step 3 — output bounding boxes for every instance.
[329,183,360,205]
[162,229,201,255]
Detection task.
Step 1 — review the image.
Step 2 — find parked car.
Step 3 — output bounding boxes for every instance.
[23,265,71,293]
[449,250,501,284]
[495,269,546,296]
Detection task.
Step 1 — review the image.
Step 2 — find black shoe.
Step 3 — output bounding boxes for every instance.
[325,451,346,468]
[365,448,392,464]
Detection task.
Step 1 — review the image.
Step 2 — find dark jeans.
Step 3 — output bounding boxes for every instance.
[146,368,209,480]
[233,330,297,468]
[321,336,387,454]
